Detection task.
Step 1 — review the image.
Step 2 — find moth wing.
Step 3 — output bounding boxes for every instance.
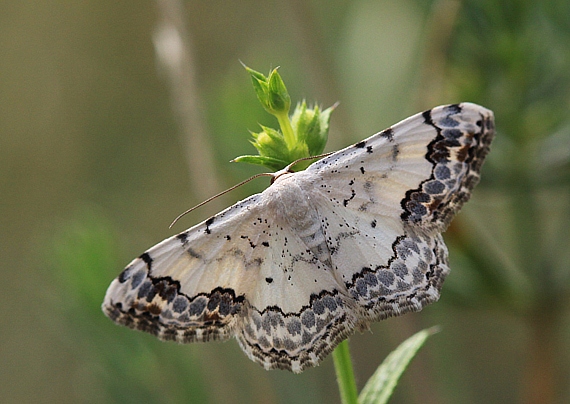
[297,102,494,322]
[306,102,495,231]
[103,192,358,373]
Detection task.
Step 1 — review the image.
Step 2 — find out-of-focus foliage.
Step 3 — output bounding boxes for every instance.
[2,1,569,403]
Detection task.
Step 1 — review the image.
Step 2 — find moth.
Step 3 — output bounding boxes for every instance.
[103,103,494,373]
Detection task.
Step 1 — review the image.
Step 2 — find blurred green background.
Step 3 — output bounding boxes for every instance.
[2,1,569,403]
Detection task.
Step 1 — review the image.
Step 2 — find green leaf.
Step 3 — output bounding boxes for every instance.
[358,327,439,404]
[231,155,289,171]
[315,104,336,152]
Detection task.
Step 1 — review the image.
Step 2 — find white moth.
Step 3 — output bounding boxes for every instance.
[103,103,494,373]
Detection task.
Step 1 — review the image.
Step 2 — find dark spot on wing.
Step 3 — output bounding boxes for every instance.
[207,292,220,311]
[176,232,188,244]
[130,270,145,288]
[287,319,301,335]
[188,298,206,316]
[138,281,156,301]
[265,277,273,284]
[440,116,459,127]
[355,141,366,148]
[422,109,434,126]
[434,165,450,180]
[140,253,153,269]
[446,104,462,114]
[118,266,133,283]
[301,310,315,328]
[172,296,188,313]
[205,216,215,234]
[443,128,463,141]
[186,248,202,259]
[391,144,400,160]
[424,180,445,195]
[456,144,470,162]
[147,303,162,315]
[155,279,178,303]
[381,128,394,141]
[203,312,221,322]
[343,189,356,207]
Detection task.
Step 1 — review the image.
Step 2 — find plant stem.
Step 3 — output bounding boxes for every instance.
[276,111,296,152]
[332,340,359,404]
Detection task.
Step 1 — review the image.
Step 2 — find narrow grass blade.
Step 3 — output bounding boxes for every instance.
[333,339,359,404]
[359,327,439,404]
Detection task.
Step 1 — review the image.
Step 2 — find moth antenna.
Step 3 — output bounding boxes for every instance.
[279,151,333,172]
[289,151,335,169]
[169,172,274,228]
[170,152,334,228]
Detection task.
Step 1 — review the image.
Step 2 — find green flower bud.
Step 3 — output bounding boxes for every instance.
[252,125,288,159]
[243,64,290,115]
[267,68,291,114]
[291,101,335,156]
[234,64,336,172]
